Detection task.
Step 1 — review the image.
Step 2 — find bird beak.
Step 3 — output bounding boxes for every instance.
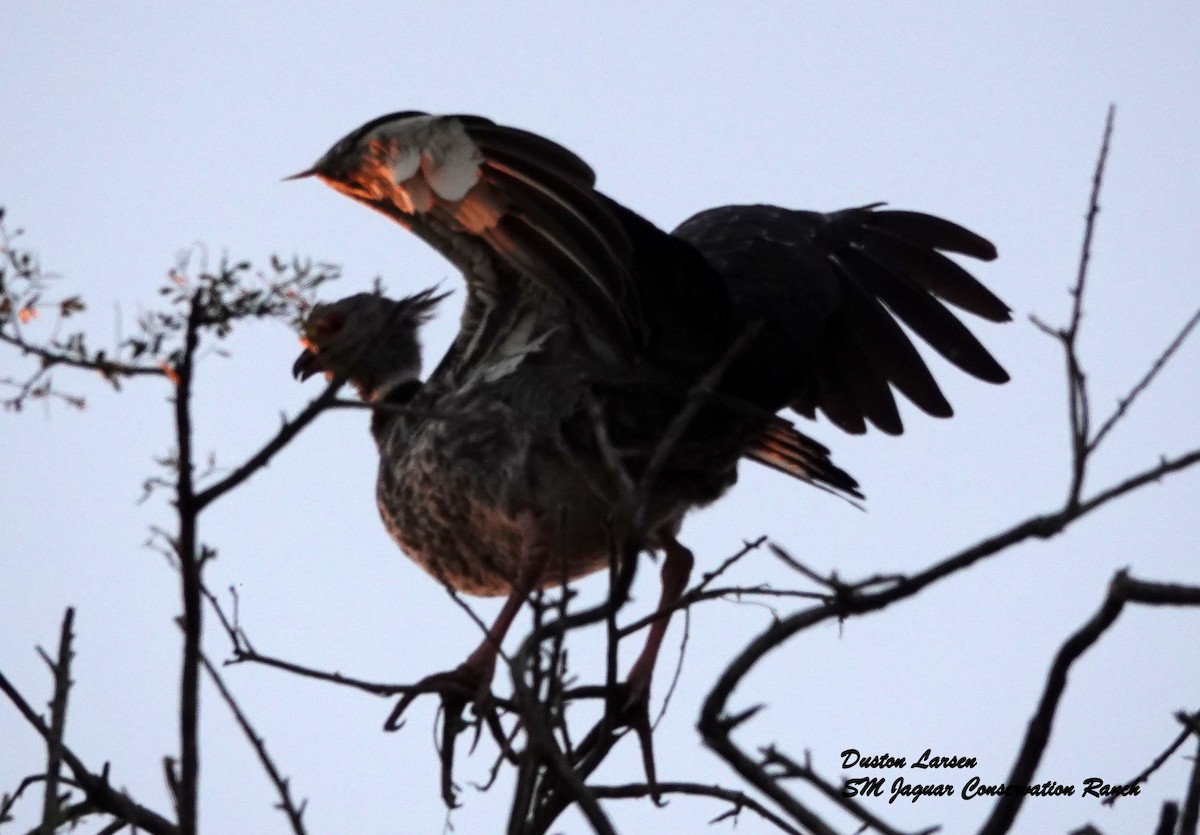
[282,166,318,182]
[292,346,323,380]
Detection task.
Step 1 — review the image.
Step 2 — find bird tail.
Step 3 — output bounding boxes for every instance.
[745,418,862,499]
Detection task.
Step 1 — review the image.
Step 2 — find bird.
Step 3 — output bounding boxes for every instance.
[289,111,1010,757]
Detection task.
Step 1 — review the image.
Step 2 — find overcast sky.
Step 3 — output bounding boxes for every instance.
[2,4,1198,834]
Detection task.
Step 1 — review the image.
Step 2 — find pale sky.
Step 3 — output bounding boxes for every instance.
[2,4,1198,834]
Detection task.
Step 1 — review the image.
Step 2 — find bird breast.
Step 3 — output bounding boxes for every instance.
[372,366,620,597]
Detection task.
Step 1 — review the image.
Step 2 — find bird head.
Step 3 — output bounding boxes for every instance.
[293,287,448,402]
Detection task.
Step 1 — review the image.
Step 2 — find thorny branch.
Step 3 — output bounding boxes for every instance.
[198,651,308,834]
[0,633,179,835]
[976,574,1200,835]
[37,608,74,835]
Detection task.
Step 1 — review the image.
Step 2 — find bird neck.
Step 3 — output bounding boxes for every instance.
[368,377,423,447]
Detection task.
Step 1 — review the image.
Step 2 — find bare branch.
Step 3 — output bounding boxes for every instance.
[192,375,344,511]
[38,608,75,835]
[1106,710,1200,806]
[226,648,402,698]
[1156,802,1181,835]
[1053,105,1116,510]
[0,330,166,381]
[172,291,203,835]
[760,748,936,835]
[0,669,178,835]
[1089,305,1200,452]
[198,653,307,834]
[1181,737,1200,835]
[977,573,1200,834]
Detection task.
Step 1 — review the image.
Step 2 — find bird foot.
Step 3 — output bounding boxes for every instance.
[610,679,664,806]
[384,661,493,731]
[384,662,496,808]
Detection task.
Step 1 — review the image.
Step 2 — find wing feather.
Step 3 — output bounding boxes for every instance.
[309,113,641,354]
[675,203,1008,434]
[869,209,998,261]
[859,224,1011,322]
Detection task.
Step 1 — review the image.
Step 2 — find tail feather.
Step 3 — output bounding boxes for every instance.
[746,419,862,499]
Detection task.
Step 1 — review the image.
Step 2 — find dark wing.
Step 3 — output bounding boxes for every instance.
[313,112,642,356]
[674,204,1009,435]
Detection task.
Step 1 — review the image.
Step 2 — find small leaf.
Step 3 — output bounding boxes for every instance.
[59,295,85,317]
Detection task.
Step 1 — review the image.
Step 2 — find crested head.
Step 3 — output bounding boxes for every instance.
[293,286,448,402]
[286,111,485,213]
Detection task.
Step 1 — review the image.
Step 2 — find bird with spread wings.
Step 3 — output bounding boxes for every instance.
[289,111,1009,781]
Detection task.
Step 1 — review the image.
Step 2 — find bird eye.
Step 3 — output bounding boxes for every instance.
[314,312,346,337]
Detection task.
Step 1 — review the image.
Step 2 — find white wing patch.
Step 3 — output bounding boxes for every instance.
[365,115,484,212]
[419,135,483,202]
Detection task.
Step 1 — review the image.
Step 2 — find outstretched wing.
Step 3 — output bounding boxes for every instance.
[301,112,642,357]
[674,204,1009,435]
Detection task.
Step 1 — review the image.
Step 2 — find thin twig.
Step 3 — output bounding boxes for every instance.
[1106,710,1200,806]
[0,331,165,380]
[1052,103,1116,509]
[192,376,345,511]
[1089,304,1200,453]
[198,652,307,834]
[760,748,934,835]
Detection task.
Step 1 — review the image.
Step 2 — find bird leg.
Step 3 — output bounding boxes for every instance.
[461,509,549,685]
[626,536,694,695]
[383,509,549,807]
[616,536,694,797]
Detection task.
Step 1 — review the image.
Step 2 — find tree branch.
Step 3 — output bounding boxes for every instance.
[198,652,307,834]
[0,669,178,835]
[192,376,344,511]
[173,292,202,835]
[37,608,75,835]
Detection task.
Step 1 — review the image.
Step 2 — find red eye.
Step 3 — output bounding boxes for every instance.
[314,311,346,337]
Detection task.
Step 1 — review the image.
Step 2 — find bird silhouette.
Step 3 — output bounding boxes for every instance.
[290,111,1009,784]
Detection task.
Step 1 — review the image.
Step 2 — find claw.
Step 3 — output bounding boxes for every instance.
[632,716,662,806]
[384,663,488,731]
[383,663,496,808]
[612,680,663,804]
